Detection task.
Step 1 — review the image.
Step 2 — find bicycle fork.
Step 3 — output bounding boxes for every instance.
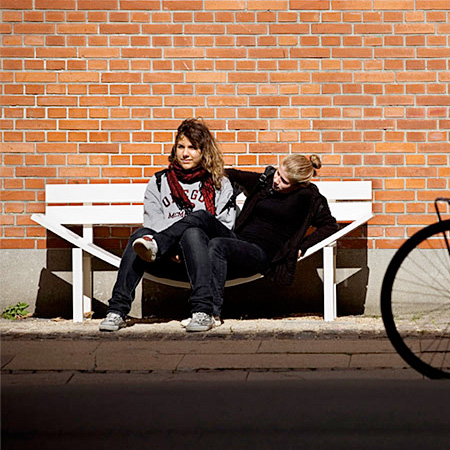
[434,197,450,257]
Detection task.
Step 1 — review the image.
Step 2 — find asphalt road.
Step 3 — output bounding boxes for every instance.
[3,379,449,450]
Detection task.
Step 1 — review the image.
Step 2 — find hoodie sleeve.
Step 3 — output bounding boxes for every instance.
[142,176,165,231]
[214,176,236,230]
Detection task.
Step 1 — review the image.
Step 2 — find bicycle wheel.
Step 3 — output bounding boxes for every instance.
[381,219,450,379]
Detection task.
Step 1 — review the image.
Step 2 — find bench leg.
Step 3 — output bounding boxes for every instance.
[83,253,92,315]
[82,224,93,316]
[72,248,84,323]
[323,244,337,322]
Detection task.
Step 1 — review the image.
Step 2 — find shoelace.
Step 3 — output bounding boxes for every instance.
[193,313,211,324]
[108,314,122,323]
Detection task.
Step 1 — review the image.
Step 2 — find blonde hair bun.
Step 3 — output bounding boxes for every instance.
[309,154,321,171]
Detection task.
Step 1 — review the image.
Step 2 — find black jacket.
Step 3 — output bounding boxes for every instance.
[226,167,339,285]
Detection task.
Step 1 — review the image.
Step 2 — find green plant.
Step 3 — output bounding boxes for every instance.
[1,302,30,320]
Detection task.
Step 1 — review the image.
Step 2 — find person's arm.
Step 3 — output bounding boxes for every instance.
[298,195,339,255]
[143,176,165,230]
[225,168,261,196]
[214,177,236,230]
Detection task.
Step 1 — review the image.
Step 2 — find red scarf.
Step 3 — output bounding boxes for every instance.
[166,163,216,215]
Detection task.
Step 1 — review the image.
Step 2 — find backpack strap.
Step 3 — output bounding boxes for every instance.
[219,182,241,214]
[154,169,167,192]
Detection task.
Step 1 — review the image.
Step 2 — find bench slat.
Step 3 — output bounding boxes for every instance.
[46,202,372,225]
[46,205,144,225]
[328,202,373,222]
[300,211,374,260]
[44,181,372,204]
[315,181,372,200]
[45,183,146,203]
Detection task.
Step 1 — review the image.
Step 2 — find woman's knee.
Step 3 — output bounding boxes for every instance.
[179,227,207,248]
[130,227,152,240]
[208,238,228,259]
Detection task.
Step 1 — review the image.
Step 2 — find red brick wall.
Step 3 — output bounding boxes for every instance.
[1,0,449,250]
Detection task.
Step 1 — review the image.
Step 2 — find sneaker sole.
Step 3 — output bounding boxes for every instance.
[181,318,221,328]
[133,241,156,263]
[99,323,126,332]
[186,323,214,332]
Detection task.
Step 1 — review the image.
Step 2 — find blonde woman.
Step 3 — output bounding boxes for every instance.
[208,154,339,317]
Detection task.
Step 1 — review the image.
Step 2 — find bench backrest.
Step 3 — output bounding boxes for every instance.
[44,180,372,225]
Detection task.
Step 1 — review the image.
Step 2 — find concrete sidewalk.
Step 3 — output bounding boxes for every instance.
[4,316,447,450]
[1,315,424,382]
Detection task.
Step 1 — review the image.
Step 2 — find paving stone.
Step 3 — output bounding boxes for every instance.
[97,339,260,355]
[178,353,350,371]
[247,369,423,381]
[2,341,98,371]
[258,338,395,354]
[95,350,183,371]
[350,353,409,369]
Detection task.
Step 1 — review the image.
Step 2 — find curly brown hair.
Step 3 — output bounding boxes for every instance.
[169,118,225,189]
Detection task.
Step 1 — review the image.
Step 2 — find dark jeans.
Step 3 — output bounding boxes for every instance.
[108,211,234,318]
[208,237,270,313]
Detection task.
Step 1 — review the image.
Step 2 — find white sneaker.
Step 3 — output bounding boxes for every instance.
[133,235,158,262]
[99,312,126,332]
[181,317,221,328]
[185,312,215,332]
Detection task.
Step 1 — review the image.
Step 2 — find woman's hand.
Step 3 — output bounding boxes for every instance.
[171,254,182,263]
[298,249,302,259]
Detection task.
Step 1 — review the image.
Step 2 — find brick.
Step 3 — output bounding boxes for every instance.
[35,0,76,8]
[416,1,450,9]
[269,23,308,34]
[0,143,34,153]
[0,239,35,249]
[249,143,289,153]
[121,0,160,9]
[14,23,55,34]
[291,1,330,9]
[15,167,57,177]
[102,167,142,178]
[416,96,450,106]
[251,1,290,10]
[79,144,119,153]
[375,143,416,153]
[58,167,100,177]
[122,143,161,154]
[37,96,77,107]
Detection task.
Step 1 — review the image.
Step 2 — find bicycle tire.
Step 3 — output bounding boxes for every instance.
[381,219,450,379]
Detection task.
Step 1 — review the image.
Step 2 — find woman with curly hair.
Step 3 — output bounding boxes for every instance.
[100,118,236,332]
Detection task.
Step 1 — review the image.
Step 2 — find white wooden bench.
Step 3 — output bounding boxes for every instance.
[31,180,373,323]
